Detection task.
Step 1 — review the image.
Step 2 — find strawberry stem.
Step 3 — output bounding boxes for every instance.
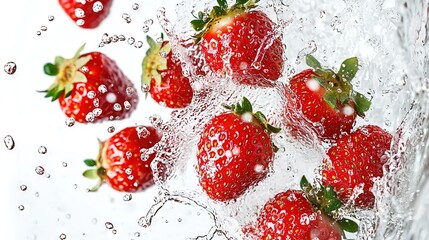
[82,139,107,192]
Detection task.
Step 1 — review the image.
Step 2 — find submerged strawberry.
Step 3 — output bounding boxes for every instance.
[141,35,193,108]
[322,125,392,208]
[196,97,280,201]
[285,55,371,140]
[83,126,162,192]
[245,176,358,239]
[192,0,284,83]
[59,0,113,29]
[43,45,138,123]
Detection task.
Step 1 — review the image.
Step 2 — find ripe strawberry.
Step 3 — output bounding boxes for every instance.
[141,35,193,108]
[192,0,284,83]
[59,0,112,29]
[42,45,138,123]
[196,97,280,201]
[245,177,359,239]
[285,55,371,140]
[322,125,392,208]
[83,126,162,192]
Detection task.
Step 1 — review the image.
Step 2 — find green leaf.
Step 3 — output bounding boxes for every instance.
[326,198,342,212]
[84,159,97,167]
[338,92,350,104]
[51,89,65,101]
[300,175,310,191]
[323,90,337,109]
[191,19,206,31]
[43,63,59,76]
[254,111,268,124]
[306,55,322,69]
[217,0,228,10]
[198,11,205,20]
[83,169,99,179]
[213,6,226,16]
[266,124,281,134]
[337,218,359,233]
[353,92,371,117]
[241,97,253,113]
[236,0,249,4]
[338,57,358,82]
[323,185,335,199]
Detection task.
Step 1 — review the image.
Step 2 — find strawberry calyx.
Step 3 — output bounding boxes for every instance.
[222,97,281,134]
[305,54,371,117]
[191,0,260,42]
[300,176,359,234]
[141,35,171,91]
[43,44,91,101]
[82,139,107,192]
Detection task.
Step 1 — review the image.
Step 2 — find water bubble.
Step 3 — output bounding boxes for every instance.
[98,85,107,93]
[144,19,154,26]
[85,112,95,122]
[4,62,17,75]
[111,35,119,43]
[156,36,163,43]
[134,232,140,237]
[20,185,27,191]
[123,194,133,201]
[38,146,47,154]
[93,108,102,117]
[118,35,126,41]
[113,103,122,111]
[35,192,39,197]
[75,8,85,18]
[112,229,117,234]
[62,162,68,167]
[127,37,135,45]
[73,184,78,189]
[101,33,110,44]
[141,83,150,93]
[93,98,100,107]
[81,66,89,73]
[48,15,54,21]
[177,218,182,223]
[138,217,149,227]
[124,101,131,110]
[142,25,150,33]
[126,87,135,96]
[41,26,47,31]
[4,135,15,150]
[35,166,45,175]
[105,222,114,229]
[134,41,143,48]
[76,19,85,26]
[59,233,66,239]
[122,13,132,23]
[92,1,103,12]
[132,3,139,10]
[125,168,132,175]
[65,117,75,127]
[159,51,167,58]
[87,91,96,99]
[150,115,163,128]
[36,31,42,36]
[91,218,98,224]
[45,173,51,178]
[107,126,115,133]
[18,205,25,211]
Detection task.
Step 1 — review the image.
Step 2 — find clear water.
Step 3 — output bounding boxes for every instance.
[1,0,428,239]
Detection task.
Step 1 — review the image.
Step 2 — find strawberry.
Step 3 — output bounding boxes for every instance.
[42,45,138,123]
[245,176,359,239]
[59,0,113,29]
[83,126,162,192]
[141,35,193,108]
[285,55,371,140]
[196,97,280,201]
[191,0,284,83]
[322,125,392,208]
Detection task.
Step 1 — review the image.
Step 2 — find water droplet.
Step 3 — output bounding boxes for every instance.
[98,85,107,93]
[112,229,117,235]
[101,33,111,44]
[92,1,103,12]
[134,41,143,48]
[36,31,41,36]
[136,126,150,138]
[4,62,17,75]
[4,135,15,150]
[93,108,102,117]
[86,112,95,122]
[142,25,149,33]
[118,35,126,41]
[73,184,78,189]
[18,205,25,211]
[113,103,122,111]
[93,98,100,107]
[91,218,98,224]
[149,115,163,128]
[127,37,135,45]
[144,19,154,26]
[48,15,55,21]
[75,8,85,18]
[65,117,75,127]
[35,166,45,175]
[62,162,68,167]
[45,173,51,178]
[41,26,47,31]
[124,101,131,110]
[141,83,150,93]
[107,126,115,133]
[87,91,96,99]
[76,19,85,26]
[81,66,88,73]
[132,3,139,10]
[20,185,27,191]
[126,87,135,96]
[123,194,133,201]
[177,218,182,223]
[159,51,167,58]
[59,233,66,239]
[105,222,114,229]
[122,13,132,23]
[38,146,47,154]
[35,192,39,197]
[138,217,149,227]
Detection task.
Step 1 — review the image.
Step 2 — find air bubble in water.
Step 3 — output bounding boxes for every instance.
[144,19,154,25]
[93,108,102,117]
[112,229,117,235]
[35,192,39,197]
[4,135,15,150]
[75,8,85,18]
[138,217,149,227]
[135,41,143,48]
[98,85,107,93]
[92,1,103,12]
[48,15,54,21]
[4,62,17,75]
[18,205,24,211]
[35,166,45,175]
[62,162,68,167]
[113,103,122,111]
[136,125,150,138]
[38,146,47,154]
[123,194,132,201]
[111,35,119,43]
[41,26,47,31]
[149,115,163,128]
[36,31,41,36]
[107,126,115,133]
[105,222,114,229]
[142,25,150,33]
[87,91,96,99]
[132,3,139,10]
[59,233,66,239]
[141,83,150,93]
[159,51,167,58]
[76,19,85,26]
[20,185,27,191]
[91,218,97,224]
[124,101,131,110]
[45,173,51,178]
[122,13,132,23]
[65,117,75,127]
[128,37,135,45]
[126,87,134,96]
[81,66,88,73]
[86,112,95,122]
[93,98,99,107]
[118,35,126,41]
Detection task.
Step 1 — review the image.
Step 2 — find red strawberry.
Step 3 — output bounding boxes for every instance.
[141,36,193,108]
[83,126,162,192]
[322,125,392,208]
[245,177,359,239]
[192,0,284,83]
[43,45,138,123]
[59,0,112,29]
[285,55,371,140]
[196,97,280,201]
